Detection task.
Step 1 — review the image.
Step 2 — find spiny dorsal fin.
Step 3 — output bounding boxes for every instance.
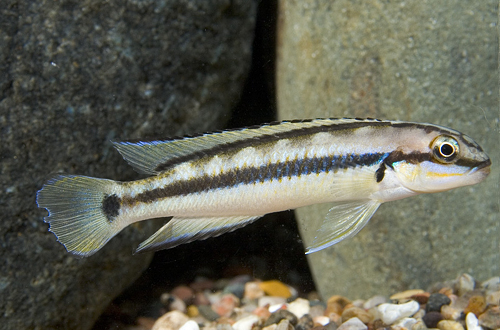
[112,119,379,175]
[305,200,381,254]
[135,215,263,253]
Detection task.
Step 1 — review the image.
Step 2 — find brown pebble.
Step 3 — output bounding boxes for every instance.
[253,306,272,320]
[438,287,454,297]
[171,285,195,304]
[437,320,464,330]
[212,293,240,317]
[464,295,486,316]
[264,310,298,327]
[423,311,444,328]
[441,305,461,320]
[478,306,500,329]
[326,296,352,317]
[296,314,314,330]
[341,307,372,324]
[411,292,430,304]
[390,289,425,302]
[194,292,210,306]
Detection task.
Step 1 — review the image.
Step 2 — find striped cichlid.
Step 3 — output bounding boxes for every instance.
[36,118,491,257]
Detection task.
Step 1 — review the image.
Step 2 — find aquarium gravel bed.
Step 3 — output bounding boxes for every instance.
[101,273,500,330]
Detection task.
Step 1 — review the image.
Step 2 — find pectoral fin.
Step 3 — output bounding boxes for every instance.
[136,215,263,253]
[305,200,381,254]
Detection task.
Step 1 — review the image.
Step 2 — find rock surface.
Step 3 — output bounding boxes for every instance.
[276,0,499,298]
[0,0,257,329]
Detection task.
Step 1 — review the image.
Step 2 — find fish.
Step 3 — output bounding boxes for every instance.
[36,118,491,257]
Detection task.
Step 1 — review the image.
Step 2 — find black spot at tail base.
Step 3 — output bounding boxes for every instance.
[102,194,121,222]
[376,163,386,183]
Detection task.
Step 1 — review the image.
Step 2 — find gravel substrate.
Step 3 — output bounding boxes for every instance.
[110,273,500,330]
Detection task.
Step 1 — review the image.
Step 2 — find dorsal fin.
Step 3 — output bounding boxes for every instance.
[112,119,352,174]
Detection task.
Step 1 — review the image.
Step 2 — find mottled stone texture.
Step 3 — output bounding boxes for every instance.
[0,0,256,329]
[277,1,498,298]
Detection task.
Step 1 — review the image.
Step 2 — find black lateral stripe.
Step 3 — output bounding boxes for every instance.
[154,119,394,172]
[129,152,387,205]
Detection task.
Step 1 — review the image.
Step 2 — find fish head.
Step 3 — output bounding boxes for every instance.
[390,129,491,194]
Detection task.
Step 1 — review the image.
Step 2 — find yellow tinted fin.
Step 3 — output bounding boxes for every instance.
[112,119,342,174]
[305,200,381,254]
[36,175,123,257]
[135,215,263,253]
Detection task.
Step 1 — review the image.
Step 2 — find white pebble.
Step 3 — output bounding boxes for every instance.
[376,301,420,325]
[288,298,310,318]
[481,276,500,293]
[232,314,260,330]
[337,317,368,330]
[313,316,330,326]
[179,320,199,330]
[392,317,417,330]
[457,274,475,295]
[258,296,287,308]
[465,312,483,330]
[364,295,387,309]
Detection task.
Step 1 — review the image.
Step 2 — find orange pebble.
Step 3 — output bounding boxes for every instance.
[464,296,486,316]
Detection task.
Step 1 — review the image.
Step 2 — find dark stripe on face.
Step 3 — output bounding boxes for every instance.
[127,152,388,205]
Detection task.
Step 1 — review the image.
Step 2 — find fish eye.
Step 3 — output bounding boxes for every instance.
[431,135,459,163]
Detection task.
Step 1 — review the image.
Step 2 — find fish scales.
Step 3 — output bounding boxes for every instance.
[36,118,491,257]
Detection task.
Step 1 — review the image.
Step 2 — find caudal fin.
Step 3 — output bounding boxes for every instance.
[36,175,123,257]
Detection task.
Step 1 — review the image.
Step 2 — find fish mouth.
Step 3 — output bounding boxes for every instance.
[468,158,491,176]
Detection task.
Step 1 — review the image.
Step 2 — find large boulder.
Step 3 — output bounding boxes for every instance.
[0,0,257,329]
[277,1,498,298]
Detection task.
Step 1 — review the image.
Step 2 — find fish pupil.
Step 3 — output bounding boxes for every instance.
[440,143,454,157]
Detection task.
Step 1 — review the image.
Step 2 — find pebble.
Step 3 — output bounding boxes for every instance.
[198,305,220,321]
[253,305,272,319]
[426,293,452,313]
[259,280,292,298]
[259,296,287,308]
[363,295,387,309]
[224,283,246,299]
[161,293,188,313]
[411,318,428,330]
[456,274,475,296]
[212,293,239,317]
[478,306,500,329]
[276,319,295,330]
[232,314,260,330]
[465,312,482,330]
[326,296,352,317]
[172,286,196,304]
[422,311,444,328]
[337,317,368,330]
[390,289,425,302]
[288,298,311,318]
[179,320,200,330]
[264,309,298,327]
[341,306,372,324]
[392,317,417,330]
[481,277,500,293]
[486,290,500,305]
[152,311,190,330]
[463,296,486,316]
[437,320,464,330]
[314,316,331,326]
[187,305,199,318]
[441,305,461,320]
[296,314,314,330]
[309,304,326,318]
[376,301,420,324]
[245,281,265,300]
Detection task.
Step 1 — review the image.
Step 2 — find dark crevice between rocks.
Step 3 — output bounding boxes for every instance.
[92,1,315,329]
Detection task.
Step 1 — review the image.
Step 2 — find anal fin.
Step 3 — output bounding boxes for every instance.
[136,215,263,253]
[305,200,381,254]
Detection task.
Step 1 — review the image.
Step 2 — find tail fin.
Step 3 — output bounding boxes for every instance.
[36,175,123,257]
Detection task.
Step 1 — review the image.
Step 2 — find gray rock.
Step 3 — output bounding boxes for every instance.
[277,1,498,298]
[0,0,257,329]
